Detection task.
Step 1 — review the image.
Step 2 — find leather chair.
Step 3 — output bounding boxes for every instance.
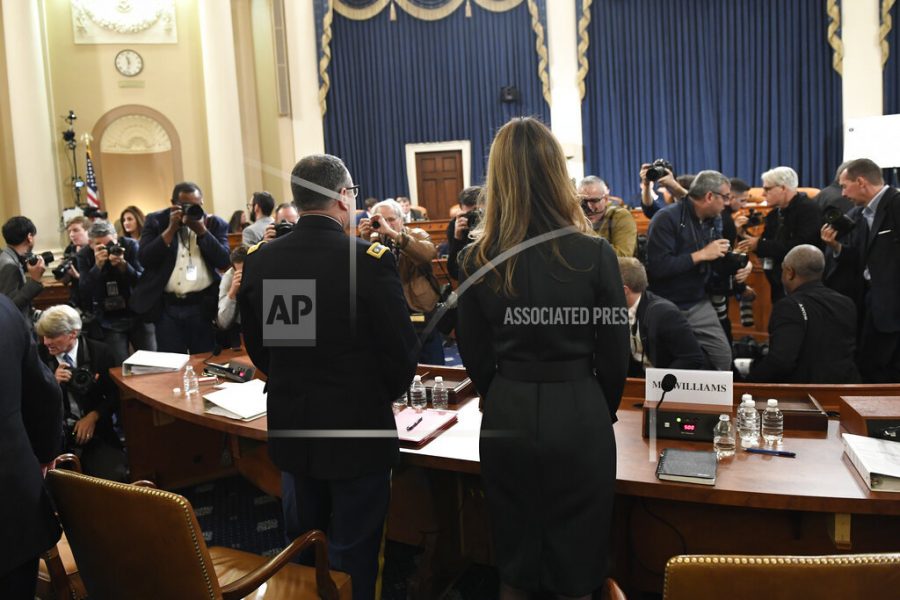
[37,454,87,600]
[46,469,352,600]
[664,553,900,600]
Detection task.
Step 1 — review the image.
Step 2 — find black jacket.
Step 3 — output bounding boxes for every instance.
[748,281,860,383]
[631,290,707,376]
[755,192,822,302]
[238,215,418,479]
[0,295,62,573]
[75,237,142,323]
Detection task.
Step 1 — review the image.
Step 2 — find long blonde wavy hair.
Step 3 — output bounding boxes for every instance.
[466,117,592,296]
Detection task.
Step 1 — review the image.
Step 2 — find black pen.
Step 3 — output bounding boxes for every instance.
[406,417,423,432]
[744,447,796,458]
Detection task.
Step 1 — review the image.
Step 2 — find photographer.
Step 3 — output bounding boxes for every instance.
[242,191,276,246]
[639,160,689,219]
[263,202,300,242]
[0,216,46,324]
[59,216,91,302]
[578,176,637,257]
[646,171,752,370]
[217,245,248,349]
[736,167,822,303]
[131,182,230,354]
[35,305,127,481]
[446,186,482,281]
[359,199,443,364]
[76,221,155,364]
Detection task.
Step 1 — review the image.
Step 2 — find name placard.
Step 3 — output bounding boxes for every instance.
[645,368,733,407]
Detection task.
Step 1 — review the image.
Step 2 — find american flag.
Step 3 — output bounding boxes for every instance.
[85,146,100,208]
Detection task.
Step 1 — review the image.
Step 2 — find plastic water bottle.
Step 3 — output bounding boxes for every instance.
[713,414,736,459]
[183,365,199,397]
[409,375,427,412]
[392,392,408,413]
[738,397,760,447]
[432,376,449,410]
[761,399,784,446]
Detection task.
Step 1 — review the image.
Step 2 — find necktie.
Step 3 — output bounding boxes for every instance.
[63,353,75,368]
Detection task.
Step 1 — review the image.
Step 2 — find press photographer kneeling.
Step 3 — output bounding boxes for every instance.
[36,305,127,482]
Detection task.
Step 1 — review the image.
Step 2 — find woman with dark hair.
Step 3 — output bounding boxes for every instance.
[457,117,629,600]
[228,209,248,233]
[119,206,145,243]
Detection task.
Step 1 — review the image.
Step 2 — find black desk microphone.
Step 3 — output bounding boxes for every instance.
[657,373,678,409]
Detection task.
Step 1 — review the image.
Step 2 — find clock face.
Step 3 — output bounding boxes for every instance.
[114,50,143,77]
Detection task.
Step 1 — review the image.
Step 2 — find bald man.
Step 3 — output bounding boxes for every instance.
[747,245,859,383]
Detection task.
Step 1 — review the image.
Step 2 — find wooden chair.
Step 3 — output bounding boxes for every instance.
[664,554,900,600]
[37,454,87,600]
[46,469,352,600]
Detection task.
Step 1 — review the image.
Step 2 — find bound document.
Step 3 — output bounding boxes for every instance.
[395,407,458,448]
[842,433,900,493]
[656,448,718,486]
[122,350,189,375]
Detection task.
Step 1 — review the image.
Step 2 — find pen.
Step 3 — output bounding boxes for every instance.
[744,447,796,458]
[406,417,423,432]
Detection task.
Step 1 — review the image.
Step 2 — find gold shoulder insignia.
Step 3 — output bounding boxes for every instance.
[367,242,388,259]
[247,241,267,255]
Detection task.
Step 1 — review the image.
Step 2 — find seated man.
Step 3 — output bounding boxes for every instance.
[619,257,707,377]
[216,245,248,349]
[578,176,637,257]
[36,305,127,481]
[398,196,425,223]
[359,199,442,364]
[747,245,860,383]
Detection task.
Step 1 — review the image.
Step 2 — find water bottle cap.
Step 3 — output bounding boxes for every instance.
[413,375,421,382]
[743,398,755,406]
[173,387,181,394]
[720,414,730,421]
[741,394,753,402]
[767,398,778,407]
[434,376,443,383]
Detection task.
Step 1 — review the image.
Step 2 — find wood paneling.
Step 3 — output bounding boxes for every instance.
[415,151,463,220]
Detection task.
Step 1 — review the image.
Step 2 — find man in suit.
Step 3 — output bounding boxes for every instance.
[814,161,854,215]
[736,166,823,302]
[618,257,707,376]
[822,158,900,382]
[239,154,418,600]
[131,182,231,354]
[398,196,425,223]
[0,216,47,325]
[76,221,155,364]
[36,305,128,481]
[0,295,62,598]
[748,245,860,383]
[242,191,276,246]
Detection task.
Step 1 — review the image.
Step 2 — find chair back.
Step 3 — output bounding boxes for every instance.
[664,554,900,600]
[47,469,223,599]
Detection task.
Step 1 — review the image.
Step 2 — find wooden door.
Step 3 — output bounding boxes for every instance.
[415,150,463,220]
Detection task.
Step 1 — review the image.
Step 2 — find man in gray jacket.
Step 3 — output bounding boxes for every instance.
[0,216,47,324]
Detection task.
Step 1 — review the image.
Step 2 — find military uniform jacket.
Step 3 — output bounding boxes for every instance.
[238,215,418,479]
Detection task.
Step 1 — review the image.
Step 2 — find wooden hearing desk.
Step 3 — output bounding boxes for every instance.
[112,354,900,596]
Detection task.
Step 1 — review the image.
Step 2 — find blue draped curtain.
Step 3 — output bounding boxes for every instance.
[885,2,900,115]
[321,3,550,202]
[581,0,842,204]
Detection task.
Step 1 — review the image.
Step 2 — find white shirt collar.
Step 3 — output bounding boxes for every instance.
[57,338,79,367]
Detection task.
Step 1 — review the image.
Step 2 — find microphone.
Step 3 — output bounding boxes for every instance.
[657,373,678,410]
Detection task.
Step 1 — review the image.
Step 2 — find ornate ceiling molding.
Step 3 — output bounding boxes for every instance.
[100,115,172,154]
[71,0,177,44]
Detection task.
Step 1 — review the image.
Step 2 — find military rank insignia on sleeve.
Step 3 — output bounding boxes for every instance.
[247,241,267,255]
[366,242,388,259]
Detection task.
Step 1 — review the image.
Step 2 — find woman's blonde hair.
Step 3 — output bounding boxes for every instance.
[466,117,591,296]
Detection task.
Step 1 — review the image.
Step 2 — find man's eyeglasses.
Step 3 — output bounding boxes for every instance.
[712,191,733,201]
[579,195,608,203]
[344,185,361,199]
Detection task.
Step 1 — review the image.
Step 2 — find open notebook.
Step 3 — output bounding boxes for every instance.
[203,379,267,421]
[395,407,458,448]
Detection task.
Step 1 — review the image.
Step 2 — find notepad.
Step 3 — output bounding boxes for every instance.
[656,448,718,486]
[842,433,900,493]
[203,379,267,421]
[395,407,458,448]
[122,350,190,375]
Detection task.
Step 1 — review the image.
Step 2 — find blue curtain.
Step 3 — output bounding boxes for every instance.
[885,2,900,115]
[321,3,550,203]
[581,0,842,205]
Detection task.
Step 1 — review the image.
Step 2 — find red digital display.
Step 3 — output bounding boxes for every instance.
[682,423,696,432]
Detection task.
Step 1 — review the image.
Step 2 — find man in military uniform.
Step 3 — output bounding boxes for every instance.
[578,176,637,257]
[238,154,418,600]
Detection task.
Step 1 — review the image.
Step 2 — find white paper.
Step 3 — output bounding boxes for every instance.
[844,115,900,168]
[202,379,267,420]
[644,368,733,407]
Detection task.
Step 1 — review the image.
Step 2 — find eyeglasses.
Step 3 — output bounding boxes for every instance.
[711,191,733,201]
[579,195,608,203]
[344,185,360,199]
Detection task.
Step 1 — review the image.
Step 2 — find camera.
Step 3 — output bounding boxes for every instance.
[274,220,294,238]
[645,159,674,182]
[83,205,108,220]
[715,251,750,276]
[745,209,764,227]
[23,250,54,267]
[52,258,74,281]
[179,203,205,220]
[823,205,856,236]
[463,209,482,230]
[104,241,125,256]
[371,218,381,230]
[64,364,96,396]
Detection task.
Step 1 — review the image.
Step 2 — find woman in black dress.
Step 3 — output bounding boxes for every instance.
[457,117,629,599]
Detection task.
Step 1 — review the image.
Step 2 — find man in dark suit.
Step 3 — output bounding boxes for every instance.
[814,161,854,215]
[0,295,62,598]
[736,166,822,302]
[239,154,418,600]
[398,196,425,223]
[618,257,707,376]
[822,158,900,382]
[0,216,47,325]
[131,182,231,354]
[35,305,127,481]
[748,245,860,383]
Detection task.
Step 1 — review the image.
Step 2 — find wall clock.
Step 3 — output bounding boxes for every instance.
[114,49,143,77]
